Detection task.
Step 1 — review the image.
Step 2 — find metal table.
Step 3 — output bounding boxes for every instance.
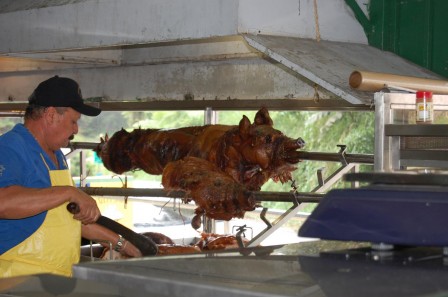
[71,242,448,297]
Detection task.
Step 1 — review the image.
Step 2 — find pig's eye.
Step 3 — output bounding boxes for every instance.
[265,135,272,144]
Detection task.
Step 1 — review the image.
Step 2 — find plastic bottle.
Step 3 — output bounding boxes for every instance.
[416,91,433,124]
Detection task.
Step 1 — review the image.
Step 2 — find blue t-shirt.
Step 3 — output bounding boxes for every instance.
[0,124,69,254]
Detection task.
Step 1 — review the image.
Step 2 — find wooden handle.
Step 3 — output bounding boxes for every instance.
[66,202,80,214]
[349,70,448,94]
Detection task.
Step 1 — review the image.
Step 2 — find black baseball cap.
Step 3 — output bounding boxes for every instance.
[29,76,101,116]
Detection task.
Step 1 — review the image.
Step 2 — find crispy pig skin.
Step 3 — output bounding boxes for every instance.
[162,156,256,228]
[95,108,305,228]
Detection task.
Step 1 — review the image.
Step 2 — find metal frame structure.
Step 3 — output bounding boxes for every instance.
[374,92,448,171]
[0,102,374,244]
[0,99,371,118]
[65,137,373,247]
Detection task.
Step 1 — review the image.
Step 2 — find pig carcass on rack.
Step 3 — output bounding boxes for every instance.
[95,107,305,228]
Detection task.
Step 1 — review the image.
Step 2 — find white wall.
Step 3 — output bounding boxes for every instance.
[0,0,369,54]
[0,0,240,54]
[238,0,369,44]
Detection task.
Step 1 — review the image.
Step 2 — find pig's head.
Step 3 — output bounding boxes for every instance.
[236,107,305,189]
[94,128,135,174]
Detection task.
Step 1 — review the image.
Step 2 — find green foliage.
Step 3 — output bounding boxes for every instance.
[132,111,204,129]
[0,118,22,135]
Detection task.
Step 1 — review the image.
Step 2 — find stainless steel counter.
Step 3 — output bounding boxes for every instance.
[70,241,448,297]
[0,273,133,296]
[2,241,446,296]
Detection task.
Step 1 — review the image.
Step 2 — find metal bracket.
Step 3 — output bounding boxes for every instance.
[316,167,326,187]
[311,144,356,193]
[337,144,348,166]
[233,225,253,249]
[259,208,273,228]
[311,163,357,193]
[246,181,301,248]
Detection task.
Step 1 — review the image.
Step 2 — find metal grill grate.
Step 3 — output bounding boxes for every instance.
[401,136,448,150]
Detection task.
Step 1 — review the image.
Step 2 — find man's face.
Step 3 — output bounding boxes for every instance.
[50,107,81,149]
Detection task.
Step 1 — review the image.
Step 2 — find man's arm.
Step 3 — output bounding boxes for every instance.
[0,185,100,224]
[81,223,143,258]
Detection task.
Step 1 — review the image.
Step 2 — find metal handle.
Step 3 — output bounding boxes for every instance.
[66,201,158,256]
[67,202,80,214]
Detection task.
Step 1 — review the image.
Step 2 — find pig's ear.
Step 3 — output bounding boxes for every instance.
[239,115,251,140]
[254,107,273,126]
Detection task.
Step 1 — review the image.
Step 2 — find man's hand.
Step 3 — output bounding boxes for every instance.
[68,187,101,224]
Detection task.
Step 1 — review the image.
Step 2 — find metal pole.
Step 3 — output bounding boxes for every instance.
[79,187,323,203]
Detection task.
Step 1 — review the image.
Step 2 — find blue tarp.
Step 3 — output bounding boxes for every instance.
[299,188,448,246]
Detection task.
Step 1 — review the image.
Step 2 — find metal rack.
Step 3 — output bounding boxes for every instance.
[66,141,373,247]
[374,92,448,171]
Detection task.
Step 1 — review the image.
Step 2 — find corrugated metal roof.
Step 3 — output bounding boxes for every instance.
[244,34,443,105]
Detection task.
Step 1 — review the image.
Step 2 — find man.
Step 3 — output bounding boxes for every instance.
[0,76,141,278]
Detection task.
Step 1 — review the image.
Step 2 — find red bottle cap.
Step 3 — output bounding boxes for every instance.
[416,90,433,98]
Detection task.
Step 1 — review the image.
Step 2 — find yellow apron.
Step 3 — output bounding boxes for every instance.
[0,154,81,278]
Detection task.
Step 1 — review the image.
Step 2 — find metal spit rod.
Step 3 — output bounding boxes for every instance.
[79,187,324,203]
[67,141,374,165]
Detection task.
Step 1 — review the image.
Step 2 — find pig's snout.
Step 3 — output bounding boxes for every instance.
[296,138,306,148]
[283,137,306,150]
